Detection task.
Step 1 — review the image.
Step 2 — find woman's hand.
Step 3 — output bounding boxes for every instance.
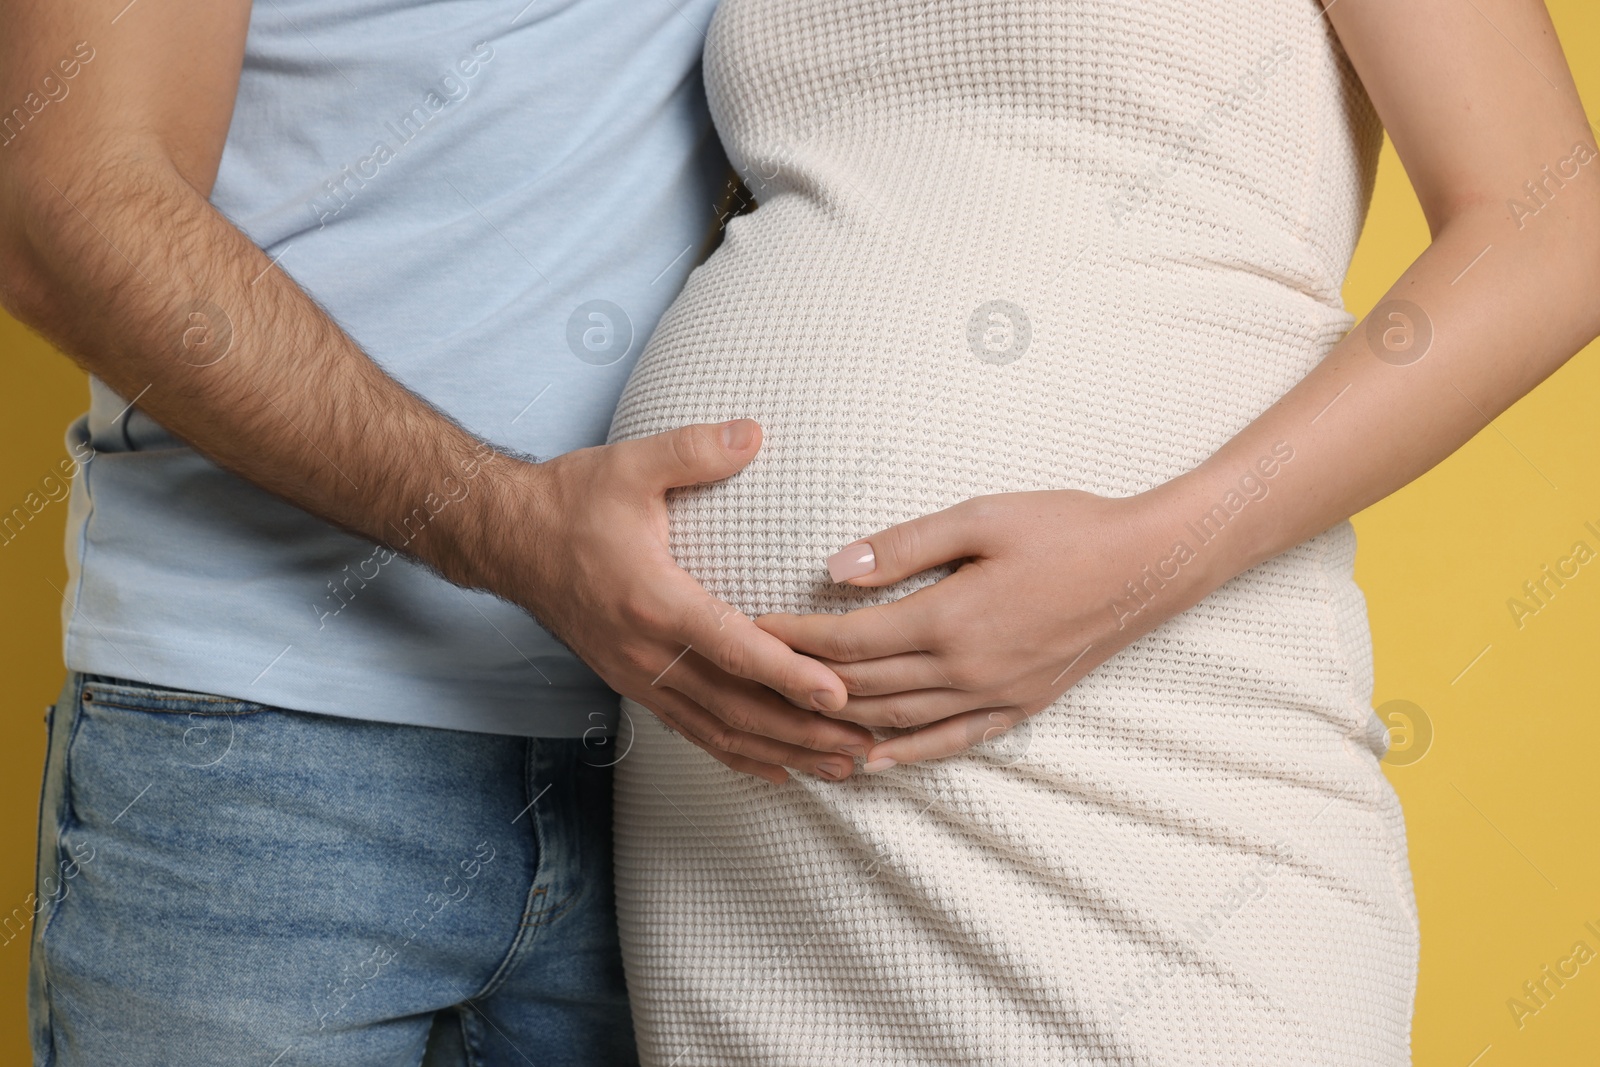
[771,0,1600,775]
[756,483,1237,770]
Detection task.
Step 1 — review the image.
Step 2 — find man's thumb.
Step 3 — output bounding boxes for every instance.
[627,419,762,490]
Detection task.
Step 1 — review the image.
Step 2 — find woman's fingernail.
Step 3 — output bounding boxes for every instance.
[827,542,876,582]
[816,760,849,780]
[811,689,841,712]
[721,419,756,450]
[863,757,897,773]
[840,743,869,758]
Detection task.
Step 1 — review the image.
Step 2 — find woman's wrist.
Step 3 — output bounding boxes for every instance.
[1130,439,1303,603]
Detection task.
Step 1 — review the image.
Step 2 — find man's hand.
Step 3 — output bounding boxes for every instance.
[0,0,864,782]
[497,418,868,783]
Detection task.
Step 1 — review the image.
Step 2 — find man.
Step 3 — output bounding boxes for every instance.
[0,0,872,1061]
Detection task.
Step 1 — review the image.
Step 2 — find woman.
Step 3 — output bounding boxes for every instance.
[607,0,1599,1062]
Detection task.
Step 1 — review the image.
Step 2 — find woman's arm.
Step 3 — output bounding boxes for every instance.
[1187,0,1600,584]
[759,0,1600,768]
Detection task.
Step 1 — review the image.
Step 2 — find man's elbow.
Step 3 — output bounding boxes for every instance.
[0,203,52,330]
[0,151,111,331]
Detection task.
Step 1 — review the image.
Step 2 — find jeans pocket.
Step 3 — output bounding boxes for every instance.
[77,676,271,771]
[78,676,272,717]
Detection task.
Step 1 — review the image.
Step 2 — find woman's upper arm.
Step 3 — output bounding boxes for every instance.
[1324,0,1599,234]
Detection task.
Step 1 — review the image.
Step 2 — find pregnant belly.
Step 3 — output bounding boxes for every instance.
[608,200,1395,838]
[608,197,1347,622]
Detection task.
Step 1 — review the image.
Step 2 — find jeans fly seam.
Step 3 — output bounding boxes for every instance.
[33,676,94,1065]
[470,740,549,1001]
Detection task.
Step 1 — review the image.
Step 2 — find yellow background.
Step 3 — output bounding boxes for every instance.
[1,4,1597,1062]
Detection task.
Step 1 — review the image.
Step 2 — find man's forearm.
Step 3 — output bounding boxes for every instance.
[0,147,524,593]
[0,0,868,779]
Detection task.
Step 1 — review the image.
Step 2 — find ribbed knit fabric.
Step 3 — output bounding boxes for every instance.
[606,1,1418,1063]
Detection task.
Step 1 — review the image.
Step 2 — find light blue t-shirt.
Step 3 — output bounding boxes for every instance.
[61,0,724,736]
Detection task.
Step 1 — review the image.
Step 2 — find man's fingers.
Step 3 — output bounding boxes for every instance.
[681,588,850,712]
[862,707,1029,769]
[656,682,862,780]
[756,595,938,665]
[668,653,873,755]
[824,499,986,586]
[616,419,763,492]
[639,690,789,784]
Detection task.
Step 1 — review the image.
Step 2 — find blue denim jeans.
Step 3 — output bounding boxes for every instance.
[29,673,637,1066]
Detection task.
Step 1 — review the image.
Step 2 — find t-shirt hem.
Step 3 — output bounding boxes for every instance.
[63,627,619,739]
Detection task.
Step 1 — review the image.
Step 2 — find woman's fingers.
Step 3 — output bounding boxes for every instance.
[839,685,1004,729]
[821,651,953,696]
[823,499,989,586]
[862,706,1030,770]
[757,589,943,664]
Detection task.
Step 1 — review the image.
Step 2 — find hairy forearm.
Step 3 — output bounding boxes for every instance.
[1157,163,1600,593]
[0,146,529,592]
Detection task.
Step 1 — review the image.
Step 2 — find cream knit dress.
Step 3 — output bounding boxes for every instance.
[606,1,1419,1063]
